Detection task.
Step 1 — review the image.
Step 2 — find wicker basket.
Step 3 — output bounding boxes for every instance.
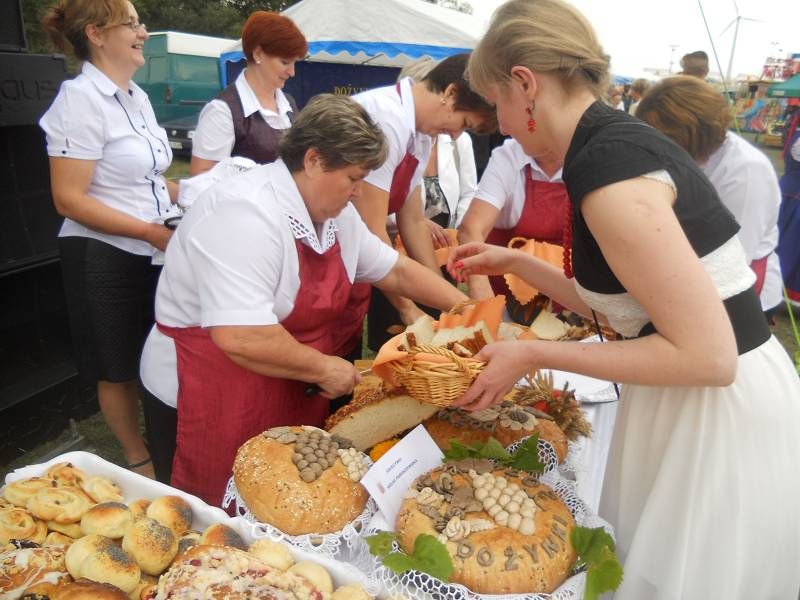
[389,344,484,407]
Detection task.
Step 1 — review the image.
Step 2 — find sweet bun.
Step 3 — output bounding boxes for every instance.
[247,539,294,570]
[27,488,93,524]
[331,583,373,600]
[46,521,84,540]
[65,535,105,578]
[73,538,140,594]
[288,561,333,594]
[129,573,158,600]
[0,507,47,545]
[80,502,133,539]
[198,523,246,550]
[144,496,191,537]
[46,463,88,489]
[0,546,70,598]
[127,500,150,523]
[396,464,577,594]
[174,530,201,562]
[157,545,320,599]
[79,477,123,504]
[423,402,569,462]
[121,517,177,576]
[20,579,61,597]
[233,427,370,535]
[44,531,75,547]
[52,578,130,599]
[2,478,56,508]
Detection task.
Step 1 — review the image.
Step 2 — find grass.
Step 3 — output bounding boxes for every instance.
[2,136,798,481]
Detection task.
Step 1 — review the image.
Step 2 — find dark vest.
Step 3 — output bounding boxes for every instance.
[216,82,298,164]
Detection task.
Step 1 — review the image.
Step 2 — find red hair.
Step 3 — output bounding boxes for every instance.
[241,11,307,63]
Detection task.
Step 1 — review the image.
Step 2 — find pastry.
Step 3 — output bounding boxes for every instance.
[49,578,130,599]
[173,531,201,563]
[26,488,93,525]
[198,523,246,551]
[326,376,438,451]
[396,463,577,594]
[80,503,133,539]
[127,500,150,523]
[233,427,370,535]
[155,545,322,599]
[78,477,122,504]
[423,401,569,462]
[330,583,373,600]
[43,532,74,547]
[0,507,47,546]
[45,464,87,489]
[2,479,56,509]
[121,518,177,576]
[0,546,71,598]
[65,534,140,594]
[145,497,191,537]
[288,561,333,594]
[45,522,83,540]
[247,539,294,570]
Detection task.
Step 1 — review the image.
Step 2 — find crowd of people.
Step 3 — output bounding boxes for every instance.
[38,0,800,598]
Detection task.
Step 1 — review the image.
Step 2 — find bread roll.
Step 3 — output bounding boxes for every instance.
[128,573,158,600]
[74,538,140,594]
[26,488,93,524]
[173,530,201,563]
[144,496,191,537]
[233,427,370,535]
[0,507,47,545]
[44,531,75,547]
[80,503,133,539]
[65,534,106,579]
[46,462,88,488]
[288,561,333,593]
[0,546,70,598]
[121,517,177,576]
[46,521,84,540]
[247,539,294,570]
[331,583,373,600]
[52,578,130,599]
[2,478,56,508]
[127,500,150,523]
[396,464,576,594]
[198,523,246,550]
[79,477,123,504]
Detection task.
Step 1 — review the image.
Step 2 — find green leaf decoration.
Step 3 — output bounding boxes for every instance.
[365,531,398,558]
[509,434,545,473]
[443,435,545,475]
[571,526,623,600]
[369,532,454,582]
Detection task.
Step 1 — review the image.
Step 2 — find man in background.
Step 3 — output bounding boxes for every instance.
[680,50,709,80]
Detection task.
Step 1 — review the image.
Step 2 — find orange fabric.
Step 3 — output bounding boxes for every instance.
[504,239,563,304]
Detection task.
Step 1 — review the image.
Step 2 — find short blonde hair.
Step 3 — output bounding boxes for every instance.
[42,0,130,61]
[279,94,388,172]
[635,76,730,162]
[468,0,610,99]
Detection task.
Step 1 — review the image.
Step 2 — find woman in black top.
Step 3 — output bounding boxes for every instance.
[447,1,800,597]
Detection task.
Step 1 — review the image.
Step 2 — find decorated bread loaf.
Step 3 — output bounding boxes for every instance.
[233,427,370,535]
[396,462,576,594]
[423,401,569,462]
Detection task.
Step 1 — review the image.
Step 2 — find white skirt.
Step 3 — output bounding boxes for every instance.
[600,336,800,600]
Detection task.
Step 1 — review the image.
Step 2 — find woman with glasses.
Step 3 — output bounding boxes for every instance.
[40,0,178,478]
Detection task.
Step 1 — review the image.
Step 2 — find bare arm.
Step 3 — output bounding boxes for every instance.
[49,157,172,251]
[352,181,425,324]
[396,185,440,273]
[166,179,180,203]
[190,156,218,176]
[374,255,467,311]
[209,324,359,399]
[457,198,503,300]
[456,177,738,409]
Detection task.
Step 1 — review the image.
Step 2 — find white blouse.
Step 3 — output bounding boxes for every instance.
[40,61,175,256]
[474,138,564,229]
[192,70,294,162]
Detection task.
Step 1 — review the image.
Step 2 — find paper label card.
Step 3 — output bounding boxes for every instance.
[361,425,444,526]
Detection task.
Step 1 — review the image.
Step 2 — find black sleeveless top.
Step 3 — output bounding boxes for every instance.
[563,102,768,353]
[217,83,298,165]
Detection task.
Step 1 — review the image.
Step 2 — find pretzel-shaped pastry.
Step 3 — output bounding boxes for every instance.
[1,477,56,508]
[80,476,123,503]
[26,487,93,524]
[0,507,47,545]
[46,462,88,488]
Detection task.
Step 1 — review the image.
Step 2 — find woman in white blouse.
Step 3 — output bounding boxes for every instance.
[190,11,306,175]
[40,0,179,478]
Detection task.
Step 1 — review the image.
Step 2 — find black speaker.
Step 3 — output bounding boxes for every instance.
[0,0,26,52]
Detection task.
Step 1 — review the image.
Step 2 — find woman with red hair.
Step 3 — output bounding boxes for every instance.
[190,11,307,175]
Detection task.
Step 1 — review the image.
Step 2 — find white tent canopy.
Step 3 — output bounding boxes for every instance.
[220,0,486,69]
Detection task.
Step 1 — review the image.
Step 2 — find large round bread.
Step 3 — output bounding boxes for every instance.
[423,402,569,462]
[396,463,576,594]
[233,427,369,535]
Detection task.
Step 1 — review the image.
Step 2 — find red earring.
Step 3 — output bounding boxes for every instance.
[525,103,536,133]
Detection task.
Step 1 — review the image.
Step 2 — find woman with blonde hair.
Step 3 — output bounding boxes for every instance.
[39,0,180,478]
[447,0,800,596]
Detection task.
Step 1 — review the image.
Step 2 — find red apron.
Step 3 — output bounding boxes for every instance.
[485,164,569,298]
[750,255,768,296]
[335,83,420,356]
[158,239,352,507]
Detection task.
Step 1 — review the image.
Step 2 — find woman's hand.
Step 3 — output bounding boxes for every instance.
[145,223,174,252]
[426,219,449,249]
[317,356,361,399]
[453,341,535,411]
[446,242,518,283]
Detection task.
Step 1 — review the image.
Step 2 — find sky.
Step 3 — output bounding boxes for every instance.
[470,0,798,80]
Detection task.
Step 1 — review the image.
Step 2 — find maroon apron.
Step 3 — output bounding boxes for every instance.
[750,255,768,296]
[335,83,420,356]
[485,164,569,298]
[158,239,352,507]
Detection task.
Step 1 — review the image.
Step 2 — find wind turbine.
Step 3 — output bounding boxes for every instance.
[720,0,760,86]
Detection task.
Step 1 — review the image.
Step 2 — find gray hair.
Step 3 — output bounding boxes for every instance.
[279,94,388,172]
